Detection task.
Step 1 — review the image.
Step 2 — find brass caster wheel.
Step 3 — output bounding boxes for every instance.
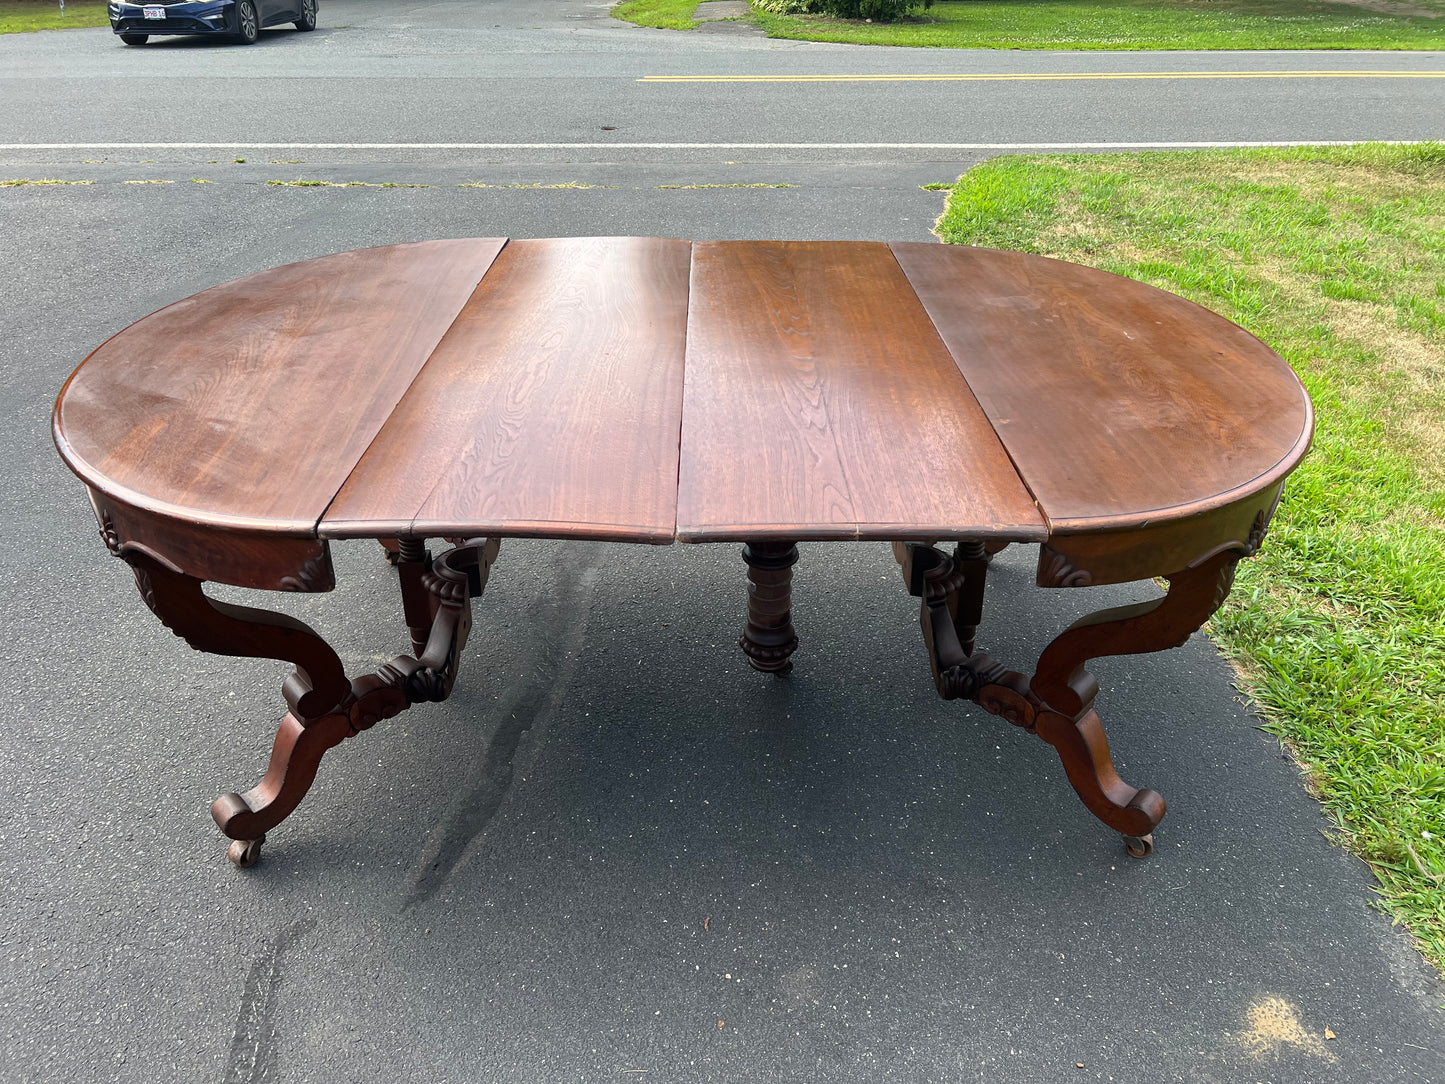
[1123,833,1154,859]
[227,835,265,868]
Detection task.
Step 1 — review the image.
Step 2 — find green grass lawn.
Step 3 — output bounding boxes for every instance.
[0,0,110,33]
[617,0,1445,50]
[935,142,1445,971]
[614,0,703,30]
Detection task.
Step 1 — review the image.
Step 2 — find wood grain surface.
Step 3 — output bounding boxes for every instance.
[676,241,1046,542]
[56,238,1313,565]
[54,239,506,534]
[891,243,1313,533]
[322,237,692,543]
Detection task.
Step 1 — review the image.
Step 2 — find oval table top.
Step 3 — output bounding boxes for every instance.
[54,237,1312,589]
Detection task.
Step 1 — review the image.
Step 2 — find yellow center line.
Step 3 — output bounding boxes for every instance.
[640,70,1445,83]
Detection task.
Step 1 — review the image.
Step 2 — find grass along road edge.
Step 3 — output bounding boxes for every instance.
[615,0,1445,49]
[0,0,109,33]
[613,0,702,30]
[936,143,1445,972]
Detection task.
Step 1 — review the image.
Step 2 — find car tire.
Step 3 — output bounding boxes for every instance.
[234,0,259,43]
[119,33,149,45]
[294,0,317,31]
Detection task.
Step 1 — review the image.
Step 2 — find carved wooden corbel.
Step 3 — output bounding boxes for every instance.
[1037,545,1094,588]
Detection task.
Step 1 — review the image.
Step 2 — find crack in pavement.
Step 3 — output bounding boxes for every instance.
[221,918,317,1084]
[401,541,604,910]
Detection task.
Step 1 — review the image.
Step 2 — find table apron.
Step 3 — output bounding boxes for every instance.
[89,490,335,593]
[1036,482,1283,588]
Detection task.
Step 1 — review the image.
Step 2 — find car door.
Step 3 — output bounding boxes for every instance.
[257,0,294,26]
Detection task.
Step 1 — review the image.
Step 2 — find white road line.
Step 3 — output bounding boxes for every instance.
[641,70,1445,82]
[0,140,1429,150]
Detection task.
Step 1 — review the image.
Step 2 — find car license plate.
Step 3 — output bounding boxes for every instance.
[143,5,164,17]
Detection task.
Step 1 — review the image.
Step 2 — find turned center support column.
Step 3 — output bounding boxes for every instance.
[739,540,799,674]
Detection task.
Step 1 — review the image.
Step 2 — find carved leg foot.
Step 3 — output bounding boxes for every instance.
[1031,708,1166,839]
[903,542,1244,854]
[739,541,799,674]
[211,710,357,846]
[122,540,496,866]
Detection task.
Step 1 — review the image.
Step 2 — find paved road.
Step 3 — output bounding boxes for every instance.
[1,0,1443,152]
[2,3,1443,1082]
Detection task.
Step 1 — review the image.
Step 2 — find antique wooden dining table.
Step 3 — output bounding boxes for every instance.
[53,237,1312,868]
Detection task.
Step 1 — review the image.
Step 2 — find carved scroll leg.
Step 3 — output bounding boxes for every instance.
[122,552,358,865]
[211,711,355,867]
[213,541,489,864]
[1024,550,1245,856]
[902,542,1243,857]
[739,541,799,674]
[125,540,495,867]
